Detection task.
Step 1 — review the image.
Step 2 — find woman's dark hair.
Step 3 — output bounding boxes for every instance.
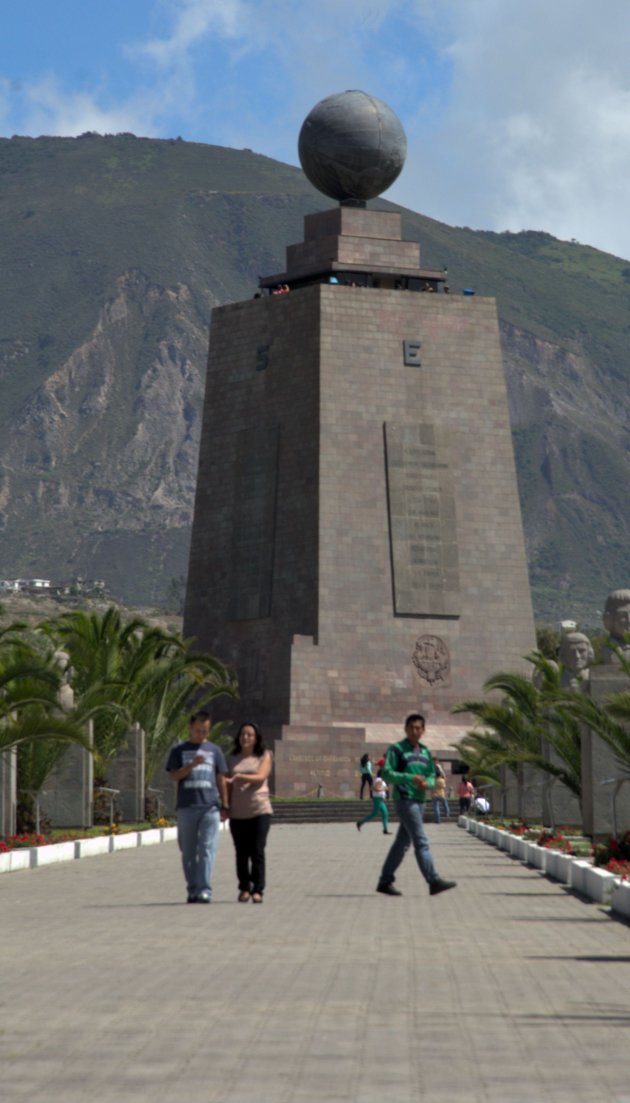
[232,721,266,757]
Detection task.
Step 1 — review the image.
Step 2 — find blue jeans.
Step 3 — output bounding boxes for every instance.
[432,796,450,824]
[176,806,221,897]
[379,800,438,886]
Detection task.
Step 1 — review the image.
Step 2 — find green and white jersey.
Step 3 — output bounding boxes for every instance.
[381,738,435,803]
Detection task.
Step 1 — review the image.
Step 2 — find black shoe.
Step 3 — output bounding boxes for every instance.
[356,821,362,831]
[187,894,197,903]
[376,882,402,896]
[383,830,392,835]
[429,877,457,897]
[197,891,211,904]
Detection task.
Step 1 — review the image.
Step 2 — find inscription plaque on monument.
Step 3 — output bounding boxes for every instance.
[384,422,460,617]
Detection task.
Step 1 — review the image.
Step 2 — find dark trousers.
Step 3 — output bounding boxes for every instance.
[229,814,271,894]
[359,774,373,799]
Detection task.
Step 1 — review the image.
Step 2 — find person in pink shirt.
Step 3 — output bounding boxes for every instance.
[458,776,475,814]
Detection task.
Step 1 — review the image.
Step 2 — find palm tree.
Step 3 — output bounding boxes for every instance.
[117,647,237,783]
[39,607,166,775]
[0,642,88,754]
[2,608,237,831]
[453,652,583,813]
[39,606,237,784]
[555,650,630,780]
[0,639,91,832]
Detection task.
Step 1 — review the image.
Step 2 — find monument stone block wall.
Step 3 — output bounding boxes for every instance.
[186,289,321,726]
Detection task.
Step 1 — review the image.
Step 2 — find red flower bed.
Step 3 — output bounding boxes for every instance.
[535,829,574,853]
[0,833,73,852]
[593,830,630,869]
[605,858,630,880]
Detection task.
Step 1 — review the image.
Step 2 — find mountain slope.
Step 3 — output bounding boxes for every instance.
[0,134,628,624]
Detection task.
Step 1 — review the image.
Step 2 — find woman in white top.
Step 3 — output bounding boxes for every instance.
[356,775,392,835]
[227,721,273,903]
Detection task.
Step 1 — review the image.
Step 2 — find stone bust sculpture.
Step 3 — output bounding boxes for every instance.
[602,589,630,665]
[54,648,75,711]
[558,631,594,690]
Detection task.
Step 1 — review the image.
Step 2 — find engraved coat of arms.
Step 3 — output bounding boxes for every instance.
[412,635,450,686]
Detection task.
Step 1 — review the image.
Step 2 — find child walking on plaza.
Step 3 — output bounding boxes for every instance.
[357,776,392,834]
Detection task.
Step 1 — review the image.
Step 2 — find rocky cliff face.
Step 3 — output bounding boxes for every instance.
[0,271,212,600]
[501,322,629,619]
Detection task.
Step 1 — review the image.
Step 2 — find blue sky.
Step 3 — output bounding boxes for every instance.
[2,0,630,260]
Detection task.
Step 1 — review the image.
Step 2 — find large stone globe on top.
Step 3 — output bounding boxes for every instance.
[298,90,407,204]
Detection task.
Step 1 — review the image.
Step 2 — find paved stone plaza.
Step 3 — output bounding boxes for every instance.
[2,823,630,1103]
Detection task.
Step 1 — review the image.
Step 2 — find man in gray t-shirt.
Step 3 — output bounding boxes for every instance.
[166,711,228,903]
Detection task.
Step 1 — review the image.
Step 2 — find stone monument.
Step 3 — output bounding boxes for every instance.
[602,589,630,665]
[184,90,536,795]
[54,648,75,712]
[39,650,94,829]
[536,632,590,827]
[558,631,593,691]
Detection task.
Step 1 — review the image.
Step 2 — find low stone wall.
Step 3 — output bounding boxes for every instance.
[458,816,625,913]
[0,824,222,875]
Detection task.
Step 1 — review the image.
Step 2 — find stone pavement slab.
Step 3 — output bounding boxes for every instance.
[1,822,630,1103]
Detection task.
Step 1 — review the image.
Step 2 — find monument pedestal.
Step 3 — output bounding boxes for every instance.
[107,724,145,823]
[274,725,366,798]
[583,668,630,839]
[543,741,581,828]
[40,722,93,828]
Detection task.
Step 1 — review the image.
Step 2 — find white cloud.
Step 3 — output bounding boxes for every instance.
[390,0,630,259]
[130,0,249,66]
[16,74,150,137]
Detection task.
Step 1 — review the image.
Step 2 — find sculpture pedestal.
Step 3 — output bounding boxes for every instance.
[583,668,630,839]
[0,749,17,837]
[40,722,93,829]
[107,725,145,822]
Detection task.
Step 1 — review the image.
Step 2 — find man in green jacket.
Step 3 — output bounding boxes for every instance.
[376,713,457,897]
